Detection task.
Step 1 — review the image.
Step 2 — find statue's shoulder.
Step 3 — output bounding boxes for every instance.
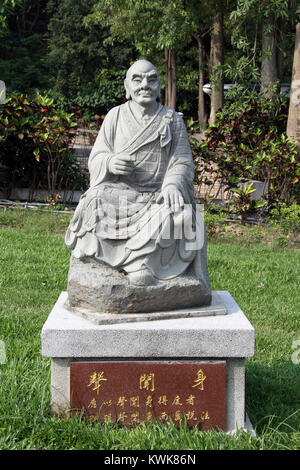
[161,105,183,120]
[160,105,185,128]
[104,103,124,120]
[101,104,127,131]
[160,105,174,117]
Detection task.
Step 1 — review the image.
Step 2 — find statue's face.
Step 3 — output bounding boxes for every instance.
[125,61,160,107]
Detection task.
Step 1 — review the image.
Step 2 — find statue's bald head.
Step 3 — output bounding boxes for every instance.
[126,60,159,81]
[124,60,161,102]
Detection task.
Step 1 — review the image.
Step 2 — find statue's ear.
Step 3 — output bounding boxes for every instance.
[124,79,131,100]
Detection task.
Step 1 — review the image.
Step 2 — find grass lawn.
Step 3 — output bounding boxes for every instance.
[0,208,299,450]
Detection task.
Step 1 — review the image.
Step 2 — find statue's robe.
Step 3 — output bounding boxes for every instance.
[65,102,210,288]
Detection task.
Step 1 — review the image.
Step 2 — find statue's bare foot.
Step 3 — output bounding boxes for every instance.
[129,268,158,286]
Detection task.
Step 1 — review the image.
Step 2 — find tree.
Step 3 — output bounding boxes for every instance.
[228,0,296,100]
[195,33,207,131]
[47,0,121,97]
[287,5,300,148]
[0,0,49,92]
[0,0,21,36]
[209,5,224,124]
[181,0,213,131]
[164,49,176,109]
[2,0,298,125]
[45,0,135,115]
[260,2,278,99]
[84,0,193,109]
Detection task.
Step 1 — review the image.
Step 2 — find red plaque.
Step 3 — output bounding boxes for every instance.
[70,361,226,430]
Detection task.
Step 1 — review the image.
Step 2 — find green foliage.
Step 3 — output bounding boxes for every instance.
[45,0,135,114]
[0,0,21,36]
[0,93,88,196]
[269,202,300,237]
[85,0,193,54]
[83,0,204,115]
[1,32,48,92]
[1,0,298,121]
[45,69,127,119]
[230,182,267,223]
[194,89,300,208]
[0,1,50,91]
[176,46,204,116]
[204,202,227,235]
[227,0,297,84]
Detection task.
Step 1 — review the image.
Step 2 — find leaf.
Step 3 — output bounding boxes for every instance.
[33,148,40,162]
[18,133,24,140]
[254,199,267,209]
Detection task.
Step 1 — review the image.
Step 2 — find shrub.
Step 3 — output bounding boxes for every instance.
[269,202,300,238]
[204,203,227,235]
[229,182,267,224]
[44,69,126,121]
[0,93,88,198]
[192,89,300,209]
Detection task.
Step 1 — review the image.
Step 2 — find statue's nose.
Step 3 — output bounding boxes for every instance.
[141,78,150,89]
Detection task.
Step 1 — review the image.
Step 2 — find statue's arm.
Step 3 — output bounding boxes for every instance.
[88,108,119,188]
[88,107,135,186]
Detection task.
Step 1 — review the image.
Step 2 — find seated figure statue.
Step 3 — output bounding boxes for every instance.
[65,60,211,313]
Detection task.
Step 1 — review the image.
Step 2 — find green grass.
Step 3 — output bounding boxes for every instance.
[0,208,299,450]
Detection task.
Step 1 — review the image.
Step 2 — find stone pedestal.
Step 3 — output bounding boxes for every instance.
[41,291,255,434]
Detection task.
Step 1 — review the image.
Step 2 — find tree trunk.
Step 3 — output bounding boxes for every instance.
[196,34,207,133]
[209,10,224,125]
[261,11,278,99]
[287,6,300,148]
[277,18,284,81]
[164,48,176,109]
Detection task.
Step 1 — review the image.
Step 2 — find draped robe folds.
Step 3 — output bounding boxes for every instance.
[65,102,210,287]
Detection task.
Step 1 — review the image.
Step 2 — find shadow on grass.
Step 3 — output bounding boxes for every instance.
[246,361,300,434]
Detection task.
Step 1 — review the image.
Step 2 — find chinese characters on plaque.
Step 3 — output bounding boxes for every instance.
[70,361,226,431]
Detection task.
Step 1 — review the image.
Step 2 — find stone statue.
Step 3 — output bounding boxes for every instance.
[65,60,212,315]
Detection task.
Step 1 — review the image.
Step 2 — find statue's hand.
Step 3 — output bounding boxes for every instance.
[108,153,135,176]
[157,185,184,213]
